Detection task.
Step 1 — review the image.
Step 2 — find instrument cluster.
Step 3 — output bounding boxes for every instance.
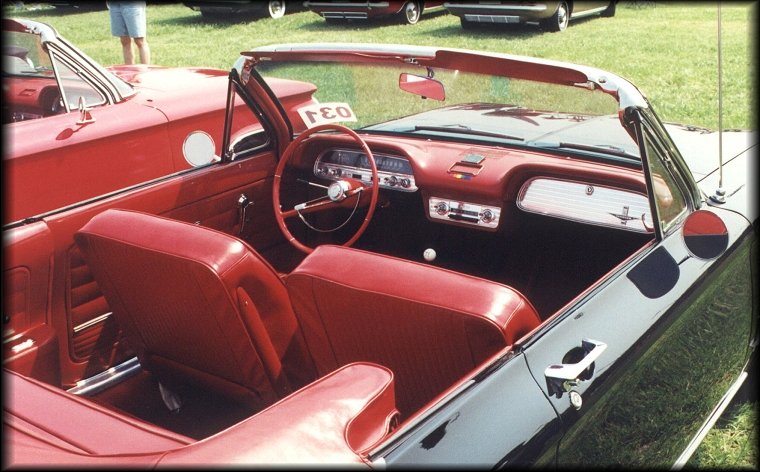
[314,148,417,192]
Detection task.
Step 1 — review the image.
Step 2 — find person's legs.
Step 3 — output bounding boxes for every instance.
[121,3,150,64]
[109,2,133,64]
[133,37,150,65]
[119,36,134,65]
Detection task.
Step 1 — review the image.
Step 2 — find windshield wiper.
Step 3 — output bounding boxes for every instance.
[407,125,524,141]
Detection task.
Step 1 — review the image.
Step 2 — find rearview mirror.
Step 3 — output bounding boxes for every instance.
[399,73,445,101]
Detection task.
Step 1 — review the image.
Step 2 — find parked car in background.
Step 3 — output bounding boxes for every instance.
[4,38,756,468]
[304,0,445,25]
[47,2,107,10]
[445,1,616,31]
[2,18,314,225]
[183,0,301,19]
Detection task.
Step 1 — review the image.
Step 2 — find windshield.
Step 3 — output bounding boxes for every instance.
[253,58,640,162]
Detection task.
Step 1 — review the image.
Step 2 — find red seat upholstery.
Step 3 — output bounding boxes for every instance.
[5,363,398,467]
[285,245,542,417]
[4,368,192,466]
[74,209,316,410]
[161,362,398,465]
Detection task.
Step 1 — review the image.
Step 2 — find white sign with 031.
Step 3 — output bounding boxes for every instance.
[297,102,357,128]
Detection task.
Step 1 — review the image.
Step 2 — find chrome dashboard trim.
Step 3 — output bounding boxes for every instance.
[314,148,417,192]
[428,197,501,229]
[517,177,653,233]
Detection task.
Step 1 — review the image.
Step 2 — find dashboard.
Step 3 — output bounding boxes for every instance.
[307,139,651,234]
[314,149,417,192]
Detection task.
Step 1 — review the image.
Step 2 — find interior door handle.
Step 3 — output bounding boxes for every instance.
[237,194,253,236]
[544,338,607,399]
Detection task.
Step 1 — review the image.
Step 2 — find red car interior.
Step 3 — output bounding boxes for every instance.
[3,26,754,466]
[5,368,193,466]
[5,362,397,466]
[286,244,541,416]
[73,208,317,410]
[74,208,541,421]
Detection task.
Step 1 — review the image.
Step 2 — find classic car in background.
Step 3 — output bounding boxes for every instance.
[3,39,757,468]
[304,0,445,24]
[2,18,314,225]
[183,0,302,20]
[445,1,616,31]
[47,2,107,11]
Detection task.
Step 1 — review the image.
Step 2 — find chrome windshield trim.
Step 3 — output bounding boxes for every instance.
[246,43,649,110]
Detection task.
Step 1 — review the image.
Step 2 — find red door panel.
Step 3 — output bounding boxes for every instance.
[19,152,280,387]
[3,221,59,385]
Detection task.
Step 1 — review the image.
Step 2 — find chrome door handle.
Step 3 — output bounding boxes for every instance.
[237,194,253,235]
[545,339,607,381]
[544,339,607,399]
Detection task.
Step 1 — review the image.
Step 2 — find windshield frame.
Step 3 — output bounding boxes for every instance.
[238,44,649,165]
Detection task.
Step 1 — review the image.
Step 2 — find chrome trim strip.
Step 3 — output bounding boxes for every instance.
[572,6,607,18]
[305,2,389,7]
[444,3,547,12]
[67,357,141,396]
[72,312,112,334]
[322,12,369,19]
[671,371,748,469]
[463,14,520,23]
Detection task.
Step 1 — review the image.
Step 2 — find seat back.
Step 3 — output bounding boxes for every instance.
[285,245,542,417]
[74,209,315,409]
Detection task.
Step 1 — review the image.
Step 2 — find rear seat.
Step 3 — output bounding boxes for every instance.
[4,362,398,467]
[4,368,192,466]
[285,245,542,417]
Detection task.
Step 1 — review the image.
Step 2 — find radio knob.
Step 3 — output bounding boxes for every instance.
[400,178,411,188]
[481,208,494,223]
[317,167,328,176]
[435,201,449,215]
[330,168,342,177]
[387,175,398,187]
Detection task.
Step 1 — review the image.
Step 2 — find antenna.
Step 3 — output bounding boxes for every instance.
[710,3,726,204]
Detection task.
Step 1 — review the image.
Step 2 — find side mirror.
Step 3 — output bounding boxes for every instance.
[682,209,729,260]
[76,96,95,125]
[399,73,445,101]
[182,131,217,167]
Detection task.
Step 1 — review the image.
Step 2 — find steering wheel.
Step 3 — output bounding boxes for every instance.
[273,123,379,254]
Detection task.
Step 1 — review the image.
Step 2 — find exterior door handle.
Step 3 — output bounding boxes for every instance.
[544,339,607,401]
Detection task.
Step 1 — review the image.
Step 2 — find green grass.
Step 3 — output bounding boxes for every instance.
[4,2,755,131]
[3,1,757,468]
[689,401,758,469]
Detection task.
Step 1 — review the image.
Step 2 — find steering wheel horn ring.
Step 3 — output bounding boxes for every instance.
[272,123,379,254]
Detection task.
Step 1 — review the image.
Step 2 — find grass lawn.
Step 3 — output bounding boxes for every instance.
[5,2,756,131]
[3,1,757,468]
